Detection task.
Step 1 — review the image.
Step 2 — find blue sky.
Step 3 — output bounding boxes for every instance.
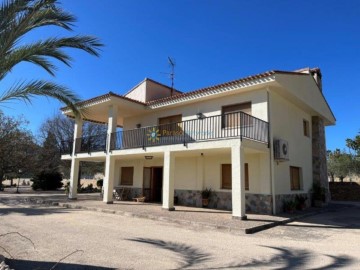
[1,0,359,150]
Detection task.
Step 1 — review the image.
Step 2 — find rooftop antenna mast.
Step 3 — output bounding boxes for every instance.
[168,57,175,96]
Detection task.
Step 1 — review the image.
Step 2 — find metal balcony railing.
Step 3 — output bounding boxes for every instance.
[74,133,108,154]
[110,111,269,151]
[61,112,269,155]
[60,140,73,155]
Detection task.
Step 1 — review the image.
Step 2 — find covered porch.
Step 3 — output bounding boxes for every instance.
[68,139,272,219]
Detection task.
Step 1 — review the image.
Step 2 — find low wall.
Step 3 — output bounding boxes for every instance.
[329,182,360,201]
[275,193,311,213]
[174,189,273,214]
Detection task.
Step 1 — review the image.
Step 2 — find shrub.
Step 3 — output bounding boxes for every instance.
[32,171,63,191]
[96,179,103,188]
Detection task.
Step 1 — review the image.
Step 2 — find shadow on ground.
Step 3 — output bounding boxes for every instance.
[6,259,116,270]
[282,203,360,230]
[127,238,355,269]
[0,200,75,217]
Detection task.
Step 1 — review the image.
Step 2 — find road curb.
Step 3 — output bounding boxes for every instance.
[1,197,344,235]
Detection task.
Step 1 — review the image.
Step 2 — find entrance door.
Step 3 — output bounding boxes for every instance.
[143,167,163,202]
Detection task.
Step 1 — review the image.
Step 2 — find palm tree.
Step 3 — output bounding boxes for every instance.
[0,0,103,116]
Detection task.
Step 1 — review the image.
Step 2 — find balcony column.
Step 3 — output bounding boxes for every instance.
[69,117,83,199]
[162,151,175,211]
[231,144,247,220]
[103,105,118,203]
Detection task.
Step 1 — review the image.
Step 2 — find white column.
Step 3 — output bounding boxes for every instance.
[69,117,83,199]
[103,155,115,203]
[231,144,247,220]
[103,105,118,203]
[162,151,175,211]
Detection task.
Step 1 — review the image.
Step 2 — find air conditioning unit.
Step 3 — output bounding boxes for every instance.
[274,139,289,161]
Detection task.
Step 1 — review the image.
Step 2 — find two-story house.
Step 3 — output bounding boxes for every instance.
[61,67,335,219]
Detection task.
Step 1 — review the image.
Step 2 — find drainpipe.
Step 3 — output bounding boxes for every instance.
[267,88,277,215]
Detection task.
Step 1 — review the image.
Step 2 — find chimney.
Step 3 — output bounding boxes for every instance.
[310,68,322,92]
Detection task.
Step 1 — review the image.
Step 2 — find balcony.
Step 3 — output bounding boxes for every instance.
[61,112,269,155]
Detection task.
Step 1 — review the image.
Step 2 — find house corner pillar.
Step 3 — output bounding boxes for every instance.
[69,117,83,199]
[231,144,247,220]
[162,151,175,211]
[312,116,330,202]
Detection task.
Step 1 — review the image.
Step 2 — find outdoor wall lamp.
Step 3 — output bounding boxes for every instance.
[196,112,205,119]
[136,123,141,128]
[145,156,153,160]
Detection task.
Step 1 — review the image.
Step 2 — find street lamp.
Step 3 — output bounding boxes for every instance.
[16,169,23,194]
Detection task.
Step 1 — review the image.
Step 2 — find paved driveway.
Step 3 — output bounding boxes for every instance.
[0,200,359,269]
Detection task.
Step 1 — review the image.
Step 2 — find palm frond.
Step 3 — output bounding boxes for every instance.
[0,0,77,57]
[0,80,82,117]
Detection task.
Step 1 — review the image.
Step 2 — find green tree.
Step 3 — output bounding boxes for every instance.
[0,0,103,115]
[37,131,60,172]
[327,149,353,182]
[346,132,360,174]
[39,113,106,178]
[346,132,360,155]
[0,111,38,186]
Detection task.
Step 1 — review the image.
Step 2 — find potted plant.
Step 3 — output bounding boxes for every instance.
[201,188,212,207]
[295,194,308,210]
[283,199,296,213]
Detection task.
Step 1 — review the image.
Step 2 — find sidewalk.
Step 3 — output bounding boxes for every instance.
[0,190,337,234]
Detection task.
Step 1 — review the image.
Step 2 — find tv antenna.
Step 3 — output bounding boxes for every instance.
[166,57,176,96]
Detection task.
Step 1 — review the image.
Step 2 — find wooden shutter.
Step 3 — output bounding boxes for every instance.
[245,163,249,190]
[290,166,301,190]
[158,114,182,136]
[121,167,134,186]
[222,164,232,189]
[222,102,251,128]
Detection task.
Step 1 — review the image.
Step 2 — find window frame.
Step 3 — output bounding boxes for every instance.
[221,163,249,190]
[290,166,302,191]
[221,102,252,129]
[158,114,183,137]
[120,166,134,186]
[245,163,249,191]
[221,164,232,190]
[303,119,310,137]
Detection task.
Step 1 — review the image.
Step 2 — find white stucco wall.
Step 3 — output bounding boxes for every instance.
[113,151,271,195]
[123,89,268,130]
[270,91,313,195]
[125,81,147,103]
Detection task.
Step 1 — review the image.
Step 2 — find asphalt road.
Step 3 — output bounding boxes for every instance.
[0,201,359,270]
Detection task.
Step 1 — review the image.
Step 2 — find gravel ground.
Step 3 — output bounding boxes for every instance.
[0,200,360,269]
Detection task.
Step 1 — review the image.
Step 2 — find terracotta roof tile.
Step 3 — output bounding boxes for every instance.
[61,68,312,111]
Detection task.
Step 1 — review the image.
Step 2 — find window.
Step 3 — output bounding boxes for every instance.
[221,163,249,190]
[290,166,301,190]
[121,167,134,186]
[303,120,310,137]
[158,114,182,136]
[221,164,232,189]
[245,163,249,190]
[222,102,252,128]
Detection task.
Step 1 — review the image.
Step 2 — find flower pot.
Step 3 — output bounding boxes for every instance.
[202,198,209,207]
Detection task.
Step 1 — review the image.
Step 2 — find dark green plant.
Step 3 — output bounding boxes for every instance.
[201,188,212,199]
[32,171,63,190]
[283,199,297,212]
[295,194,308,210]
[96,179,103,188]
[312,183,326,202]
